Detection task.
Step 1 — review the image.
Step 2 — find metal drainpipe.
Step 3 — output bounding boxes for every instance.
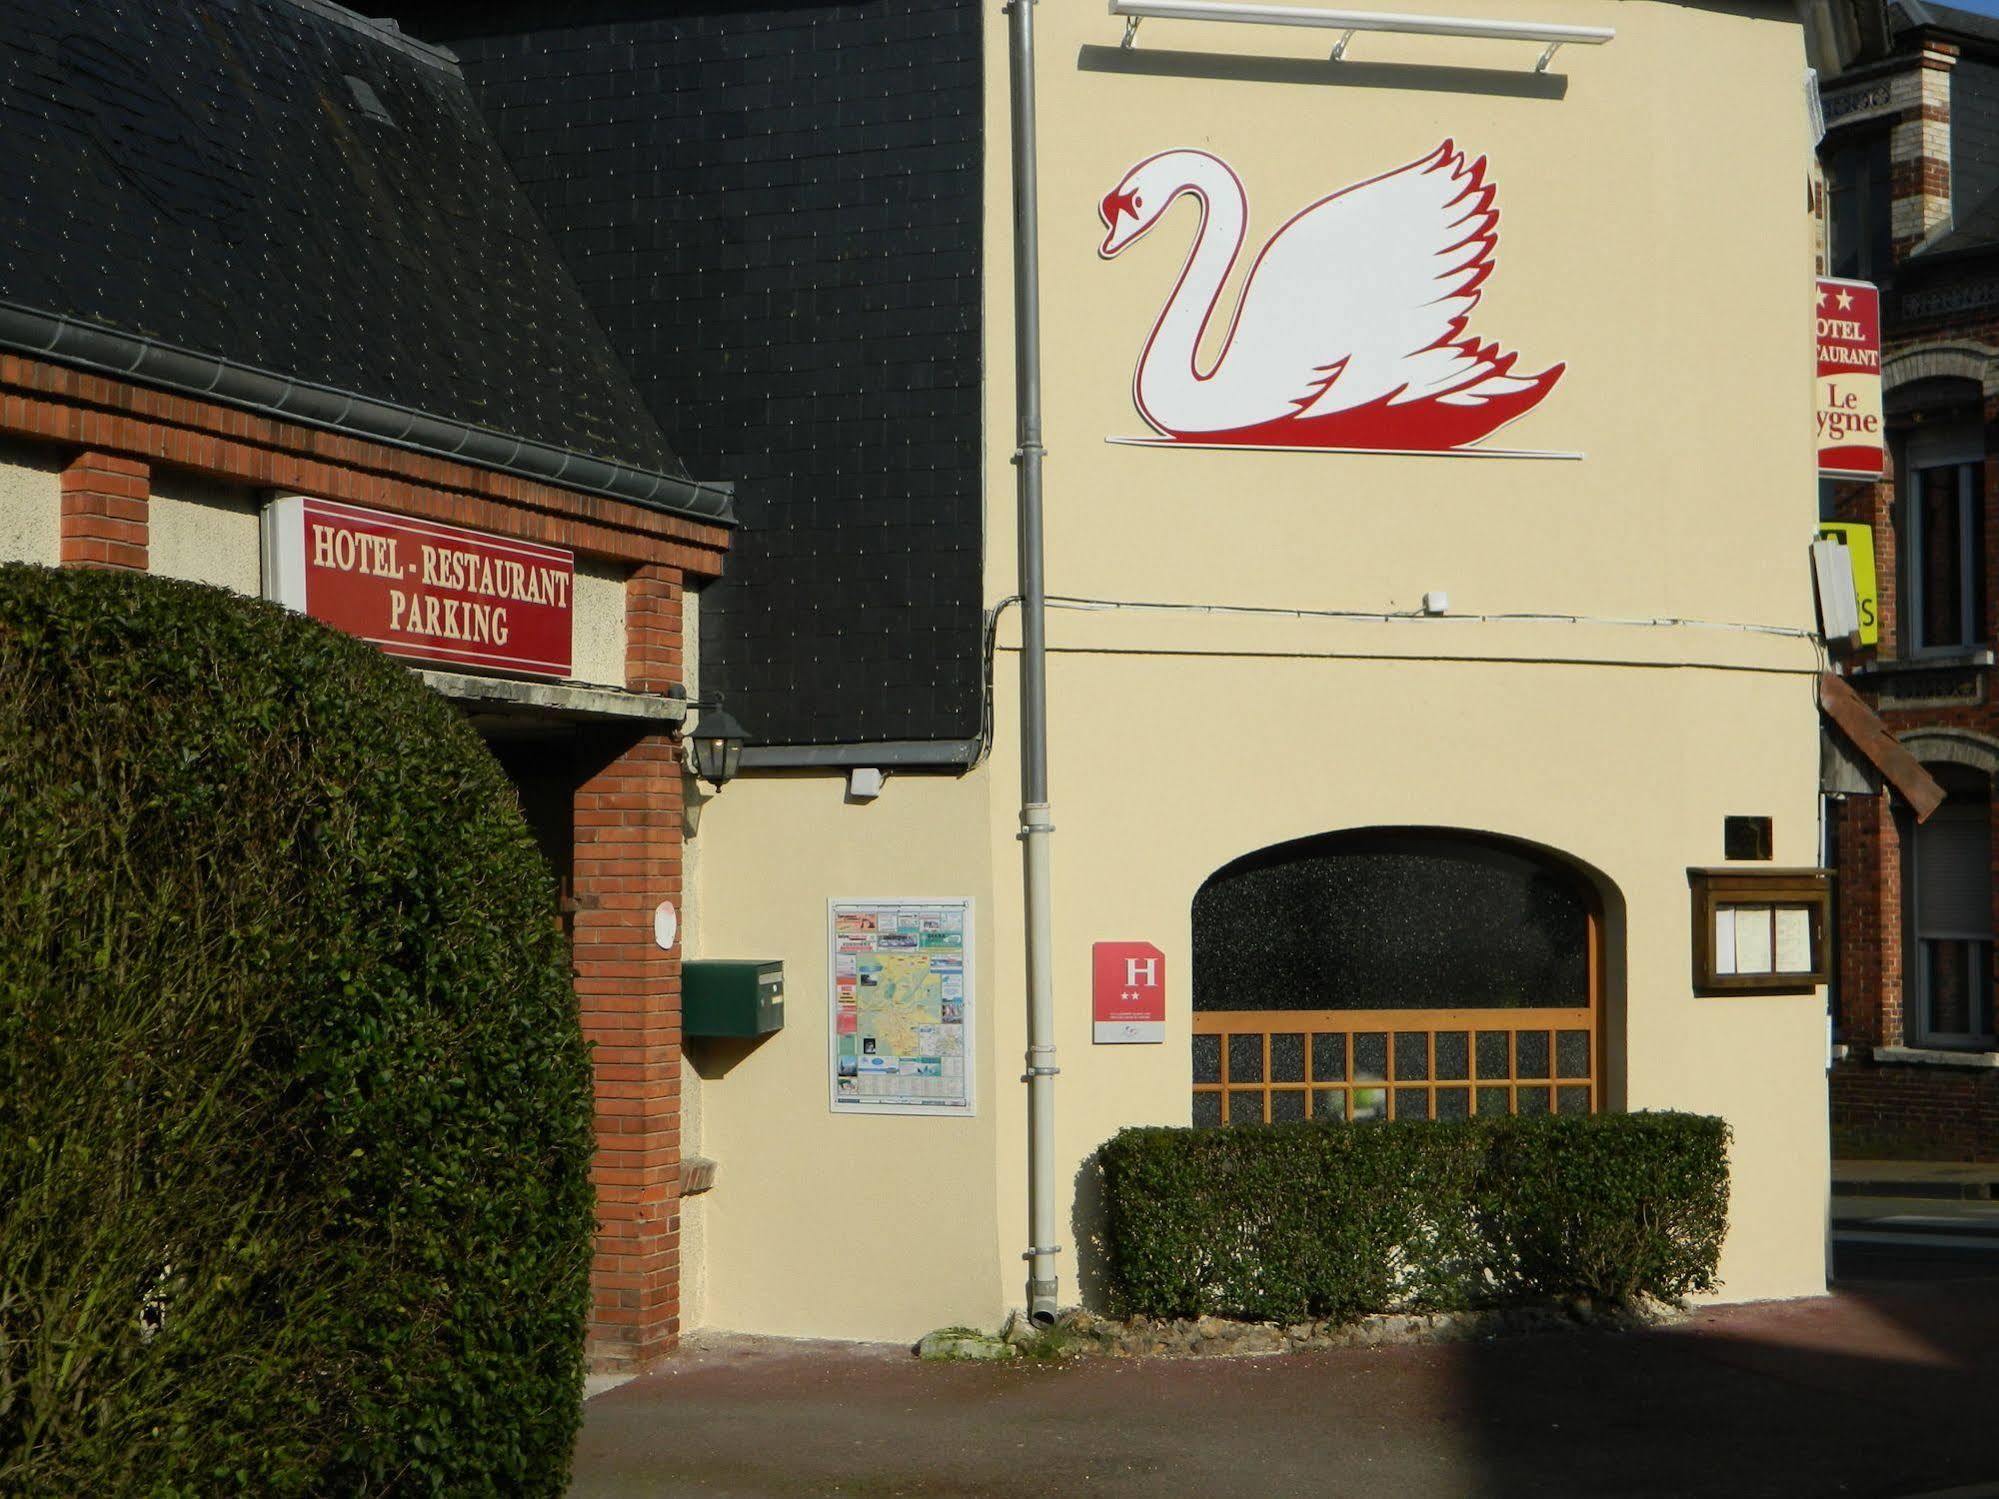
[1006,0,1061,1326]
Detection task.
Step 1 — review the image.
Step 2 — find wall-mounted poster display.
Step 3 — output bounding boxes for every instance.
[828,899,974,1117]
[1097,140,1567,456]
[1816,278,1884,478]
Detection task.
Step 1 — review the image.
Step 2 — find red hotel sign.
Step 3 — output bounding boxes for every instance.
[1816,277,1884,478]
[1093,941,1165,1045]
[263,496,573,678]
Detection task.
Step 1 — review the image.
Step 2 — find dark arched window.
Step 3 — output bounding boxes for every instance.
[1191,829,1599,1127]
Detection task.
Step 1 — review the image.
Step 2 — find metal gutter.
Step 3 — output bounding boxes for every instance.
[738,739,983,770]
[1008,0,1062,1329]
[0,302,737,527]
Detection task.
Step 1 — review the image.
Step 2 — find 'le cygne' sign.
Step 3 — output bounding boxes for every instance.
[1817,277,1884,479]
[263,496,574,679]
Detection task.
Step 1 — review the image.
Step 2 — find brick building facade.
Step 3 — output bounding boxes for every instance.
[1822,0,1999,1157]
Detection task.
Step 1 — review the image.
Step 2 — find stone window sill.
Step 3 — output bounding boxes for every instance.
[1872,1044,1999,1069]
[1852,648,1995,678]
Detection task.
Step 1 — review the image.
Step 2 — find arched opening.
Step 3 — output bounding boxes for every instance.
[1190,828,1605,1126]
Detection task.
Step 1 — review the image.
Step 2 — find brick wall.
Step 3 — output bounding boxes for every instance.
[1832,1057,1999,1157]
[1822,28,1999,1157]
[572,566,688,1370]
[59,450,148,570]
[1836,792,1905,1049]
[3,354,726,575]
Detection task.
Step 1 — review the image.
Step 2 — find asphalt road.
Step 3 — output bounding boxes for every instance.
[1833,1194,1999,1284]
[572,1264,1999,1499]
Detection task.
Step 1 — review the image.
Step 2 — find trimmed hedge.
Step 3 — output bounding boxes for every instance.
[0,565,596,1494]
[1096,1112,1729,1323]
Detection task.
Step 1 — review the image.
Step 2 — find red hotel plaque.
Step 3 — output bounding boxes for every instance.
[1093,941,1165,1045]
[263,495,574,679]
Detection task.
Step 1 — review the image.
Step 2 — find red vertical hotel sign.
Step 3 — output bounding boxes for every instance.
[1816,277,1884,478]
[264,496,574,678]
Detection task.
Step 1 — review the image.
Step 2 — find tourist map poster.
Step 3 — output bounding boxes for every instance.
[827,899,974,1117]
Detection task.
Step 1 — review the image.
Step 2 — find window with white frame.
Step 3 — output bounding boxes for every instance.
[1911,777,1994,1048]
[1905,427,1986,655]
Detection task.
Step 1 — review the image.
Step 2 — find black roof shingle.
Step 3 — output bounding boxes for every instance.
[0,0,729,522]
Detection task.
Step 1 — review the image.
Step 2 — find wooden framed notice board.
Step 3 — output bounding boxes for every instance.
[1688,867,1833,995]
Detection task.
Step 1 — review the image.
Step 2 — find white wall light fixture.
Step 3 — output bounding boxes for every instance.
[1109,0,1614,72]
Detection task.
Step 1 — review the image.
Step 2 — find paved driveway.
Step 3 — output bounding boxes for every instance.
[571,1271,1999,1499]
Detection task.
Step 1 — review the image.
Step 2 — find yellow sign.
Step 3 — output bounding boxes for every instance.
[1816,522,1879,645]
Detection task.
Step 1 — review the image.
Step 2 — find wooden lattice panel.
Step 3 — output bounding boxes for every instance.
[1191,1008,1598,1126]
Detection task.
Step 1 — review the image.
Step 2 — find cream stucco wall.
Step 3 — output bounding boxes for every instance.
[151,471,262,594]
[685,769,1006,1341]
[0,442,62,566]
[975,0,1827,1313]
[981,630,1828,1310]
[998,0,1816,638]
[571,560,630,688]
[688,0,1828,1337]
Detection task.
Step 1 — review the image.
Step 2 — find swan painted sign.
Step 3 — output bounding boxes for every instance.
[1098,141,1567,455]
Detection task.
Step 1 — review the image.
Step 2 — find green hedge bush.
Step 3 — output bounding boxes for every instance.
[0,565,596,1494]
[1096,1112,1729,1323]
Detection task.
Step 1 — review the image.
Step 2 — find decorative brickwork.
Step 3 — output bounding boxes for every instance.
[2,354,728,577]
[58,450,148,570]
[1890,45,1958,254]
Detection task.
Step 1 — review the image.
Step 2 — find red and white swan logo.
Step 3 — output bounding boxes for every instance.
[1098,142,1564,453]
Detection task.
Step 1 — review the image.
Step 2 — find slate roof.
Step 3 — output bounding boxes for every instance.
[1891,0,1999,46]
[1919,192,1999,257]
[0,0,730,522]
[402,0,986,756]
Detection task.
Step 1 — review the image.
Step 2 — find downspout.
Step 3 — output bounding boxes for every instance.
[1006,0,1061,1326]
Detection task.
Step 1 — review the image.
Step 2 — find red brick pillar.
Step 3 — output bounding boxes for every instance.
[572,564,685,1372]
[59,451,148,570]
[1835,792,1904,1049]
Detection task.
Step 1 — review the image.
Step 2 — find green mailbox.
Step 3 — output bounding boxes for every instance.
[683,959,785,1038]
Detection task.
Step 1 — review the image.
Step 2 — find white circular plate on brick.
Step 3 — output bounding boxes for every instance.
[653,900,677,951]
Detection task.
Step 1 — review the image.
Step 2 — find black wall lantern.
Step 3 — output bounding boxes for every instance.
[667,685,748,787]
[690,703,748,788]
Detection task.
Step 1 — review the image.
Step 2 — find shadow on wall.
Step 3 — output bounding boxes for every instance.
[1071,1149,1113,1313]
[1075,44,1570,101]
[685,1034,773,1083]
